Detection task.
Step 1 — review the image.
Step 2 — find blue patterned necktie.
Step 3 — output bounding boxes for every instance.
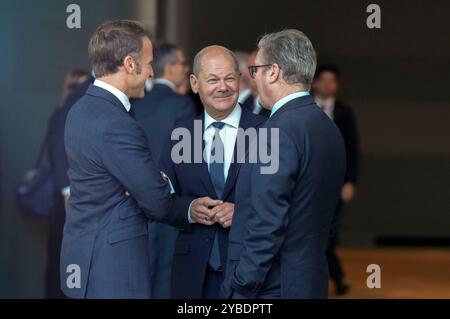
[208,121,225,270]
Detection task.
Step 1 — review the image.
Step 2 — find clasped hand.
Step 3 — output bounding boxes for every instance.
[190,197,234,228]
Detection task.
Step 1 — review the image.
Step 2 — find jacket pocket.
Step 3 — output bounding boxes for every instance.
[117,198,142,220]
[108,222,148,244]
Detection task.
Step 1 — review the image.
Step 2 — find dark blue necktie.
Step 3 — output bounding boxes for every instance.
[208,121,225,270]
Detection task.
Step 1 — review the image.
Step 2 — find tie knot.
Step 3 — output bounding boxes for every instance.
[211,122,225,130]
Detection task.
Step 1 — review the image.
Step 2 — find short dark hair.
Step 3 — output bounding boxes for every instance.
[88,20,151,78]
[152,43,180,78]
[314,64,341,81]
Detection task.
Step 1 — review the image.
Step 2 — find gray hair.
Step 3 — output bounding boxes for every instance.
[152,43,180,78]
[192,46,239,77]
[257,29,317,88]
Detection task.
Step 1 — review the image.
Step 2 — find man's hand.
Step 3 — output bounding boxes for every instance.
[212,202,234,228]
[341,182,356,202]
[190,197,223,225]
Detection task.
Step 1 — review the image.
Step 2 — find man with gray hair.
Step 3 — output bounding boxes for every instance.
[221,29,346,298]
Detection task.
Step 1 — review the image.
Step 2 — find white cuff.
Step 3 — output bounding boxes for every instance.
[61,186,70,197]
[187,200,196,224]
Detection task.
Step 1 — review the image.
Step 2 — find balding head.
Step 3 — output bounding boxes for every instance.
[192,45,239,77]
[190,45,240,120]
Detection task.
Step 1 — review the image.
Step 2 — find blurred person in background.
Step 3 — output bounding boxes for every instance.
[60,69,90,104]
[312,64,360,295]
[46,68,92,298]
[235,50,270,117]
[131,43,196,298]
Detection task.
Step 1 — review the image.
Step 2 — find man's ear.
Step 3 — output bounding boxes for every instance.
[123,55,135,74]
[267,64,281,84]
[190,74,199,93]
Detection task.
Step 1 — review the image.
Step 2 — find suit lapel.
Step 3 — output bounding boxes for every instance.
[222,108,265,200]
[188,114,217,198]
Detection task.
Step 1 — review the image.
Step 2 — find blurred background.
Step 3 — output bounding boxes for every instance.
[0,0,449,298]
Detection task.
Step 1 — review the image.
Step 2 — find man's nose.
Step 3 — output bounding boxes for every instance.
[217,79,228,91]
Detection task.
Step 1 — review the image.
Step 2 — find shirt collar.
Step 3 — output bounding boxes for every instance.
[204,104,242,130]
[238,88,252,104]
[154,78,176,91]
[93,79,131,112]
[270,91,310,117]
[315,96,335,109]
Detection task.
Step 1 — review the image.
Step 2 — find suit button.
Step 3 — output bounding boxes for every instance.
[205,236,212,242]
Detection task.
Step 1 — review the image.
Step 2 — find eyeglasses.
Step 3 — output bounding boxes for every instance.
[248,64,272,79]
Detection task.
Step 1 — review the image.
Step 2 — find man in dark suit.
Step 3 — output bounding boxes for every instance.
[160,45,266,298]
[131,43,196,298]
[313,64,360,295]
[60,20,183,299]
[220,29,346,299]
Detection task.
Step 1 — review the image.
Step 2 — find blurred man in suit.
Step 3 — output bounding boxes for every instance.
[160,45,266,298]
[312,64,360,295]
[131,43,196,298]
[220,29,346,299]
[236,50,270,117]
[46,69,92,298]
[60,20,183,299]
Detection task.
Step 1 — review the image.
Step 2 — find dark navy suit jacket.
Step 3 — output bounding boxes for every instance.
[48,76,94,193]
[159,107,266,298]
[60,84,183,298]
[241,94,271,118]
[130,82,196,298]
[131,83,197,163]
[220,95,346,299]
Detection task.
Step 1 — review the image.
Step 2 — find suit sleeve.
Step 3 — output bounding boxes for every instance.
[101,117,184,226]
[159,134,193,228]
[230,129,299,298]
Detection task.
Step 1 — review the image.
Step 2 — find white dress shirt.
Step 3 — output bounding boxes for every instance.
[154,78,176,92]
[238,88,252,105]
[188,104,242,223]
[203,104,241,179]
[93,79,131,112]
[270,91,310,117]
[253,95,262,115]
[315,96,335,120]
